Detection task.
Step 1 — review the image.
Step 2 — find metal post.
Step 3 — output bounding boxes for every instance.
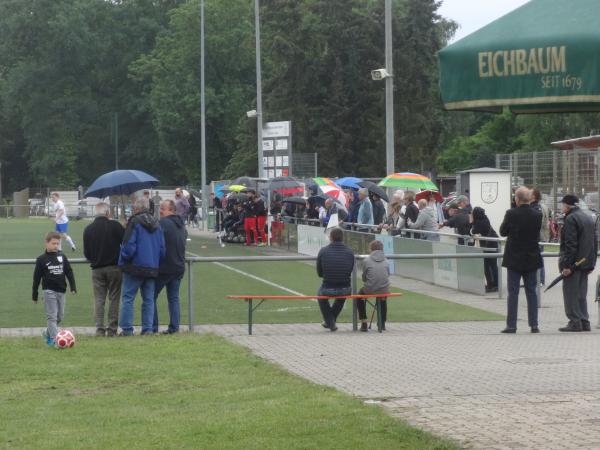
[200,0,209,231]
[497,256,503,299]
[552,150,558,215]
[114,112,119,170]
[187,260,194,331]
[536,268,542,307]
[352,262,358,331]
[254,0,264,178]
[384,0,394,176]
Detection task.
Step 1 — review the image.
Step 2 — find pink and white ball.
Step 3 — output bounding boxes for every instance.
[55,330,75,349]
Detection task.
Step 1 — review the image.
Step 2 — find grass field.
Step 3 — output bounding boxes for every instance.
[0,218,502,328]
[0,334,458,449]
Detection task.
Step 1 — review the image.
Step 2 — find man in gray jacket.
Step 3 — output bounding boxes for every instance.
[558,194,597,332]
[357,240,390,331]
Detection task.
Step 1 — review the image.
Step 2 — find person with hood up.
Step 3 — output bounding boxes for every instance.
[407,199,439,240]
[153,200,187,334]
[357,240,391,331]
[470,206,499,293]
[118,197,165,336]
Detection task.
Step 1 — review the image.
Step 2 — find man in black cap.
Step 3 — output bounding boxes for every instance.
[558,194,597,332]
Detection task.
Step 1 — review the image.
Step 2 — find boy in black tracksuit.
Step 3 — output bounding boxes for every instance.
[32,231,77,346]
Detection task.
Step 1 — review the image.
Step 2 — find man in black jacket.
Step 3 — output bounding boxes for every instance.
[499,187,542,333]
[558,194,597,332]
[440,203,471,245]
[153,200,187,334]
[316,227,355,331]
[83,202,124,336]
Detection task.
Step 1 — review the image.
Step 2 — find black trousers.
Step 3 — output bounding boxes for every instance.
[484,258,498,288]
[357,298,387,323]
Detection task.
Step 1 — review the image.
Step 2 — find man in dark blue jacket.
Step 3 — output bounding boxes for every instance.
[118,197,165,335]
[153,200,187,334]
[316,227,355,331]
[558,194,597,332]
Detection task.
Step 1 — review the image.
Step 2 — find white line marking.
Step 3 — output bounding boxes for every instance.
[186,251,308,297]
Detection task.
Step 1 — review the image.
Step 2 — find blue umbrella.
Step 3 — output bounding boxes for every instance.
[335,176,363,189]
[84,169,159,198]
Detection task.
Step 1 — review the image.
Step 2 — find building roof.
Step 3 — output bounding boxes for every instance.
[458,167,512,174]
[551,135,600,150]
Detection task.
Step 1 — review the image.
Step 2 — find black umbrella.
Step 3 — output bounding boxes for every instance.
[266,176,303,191]
[281,196,307,206]
[232,176,255,188]
[229,193,249,202]
[307,194,327,207]
[544,258,587,292]
[358,180,388,202]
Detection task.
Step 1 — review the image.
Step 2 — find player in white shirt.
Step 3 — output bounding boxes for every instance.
[51,192,76,251]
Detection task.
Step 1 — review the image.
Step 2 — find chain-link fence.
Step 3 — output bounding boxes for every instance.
[496,149,600,213]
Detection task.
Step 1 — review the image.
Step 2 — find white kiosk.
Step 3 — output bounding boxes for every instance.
[458,167,512,232]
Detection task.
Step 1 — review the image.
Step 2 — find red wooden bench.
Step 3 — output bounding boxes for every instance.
[227,293,402,335]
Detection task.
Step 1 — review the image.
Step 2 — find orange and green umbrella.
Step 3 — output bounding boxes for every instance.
[378,172,438,191]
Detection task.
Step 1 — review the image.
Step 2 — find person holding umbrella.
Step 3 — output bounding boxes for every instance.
[557,194,597,332]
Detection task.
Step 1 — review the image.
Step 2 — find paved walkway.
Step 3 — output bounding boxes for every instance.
[5,228,600,449]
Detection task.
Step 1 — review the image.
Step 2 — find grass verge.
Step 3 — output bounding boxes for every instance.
[0,334,457,450]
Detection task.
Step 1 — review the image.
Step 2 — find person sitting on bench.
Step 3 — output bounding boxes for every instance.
[316,227,355,331]
[357,240,391,332]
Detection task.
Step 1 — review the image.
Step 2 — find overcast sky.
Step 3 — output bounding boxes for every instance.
[438,0,531,43]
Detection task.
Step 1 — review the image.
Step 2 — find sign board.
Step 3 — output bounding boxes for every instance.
[297,224,329,257]
[262,121,292,178]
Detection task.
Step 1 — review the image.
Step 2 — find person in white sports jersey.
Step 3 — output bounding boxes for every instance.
[51,192,76,251]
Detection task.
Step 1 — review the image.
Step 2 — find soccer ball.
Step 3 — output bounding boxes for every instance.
[55,329,75,349]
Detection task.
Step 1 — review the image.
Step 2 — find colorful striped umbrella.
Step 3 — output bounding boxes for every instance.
[378,172,438,191]
[312,178,348,206]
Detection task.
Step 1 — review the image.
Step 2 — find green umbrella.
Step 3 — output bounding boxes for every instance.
[438,0,600,113]
[378,172,438,191]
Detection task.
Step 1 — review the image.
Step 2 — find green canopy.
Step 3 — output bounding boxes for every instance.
[438,0,600,113]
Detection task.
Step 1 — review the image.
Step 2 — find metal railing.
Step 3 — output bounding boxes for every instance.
[2,251,570,332]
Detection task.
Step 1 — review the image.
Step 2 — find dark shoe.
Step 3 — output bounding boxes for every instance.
[118,331,134,337]
[501,328,516,334]
[107,329,117,337]
[360,322,368,332]
[321,321,329,329]
[95,328,106,337]
[330,320,338,332]
[530,327,540,333]
[485,286,498,293]
[381,323,386,331]
[141,331,154,336]
[559,322,582,332]
[161,329,178,335]
[582,320,591,332]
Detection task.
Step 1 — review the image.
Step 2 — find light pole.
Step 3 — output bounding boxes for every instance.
[200,0,208,230]
[254,0,264,178]
[384,0,395,175]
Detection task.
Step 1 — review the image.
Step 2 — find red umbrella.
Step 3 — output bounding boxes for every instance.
[415,190,443,203]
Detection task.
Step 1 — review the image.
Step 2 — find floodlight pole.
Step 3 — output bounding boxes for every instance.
[255,0,265,178]
[200,0,208,230]
[385,0,395,175]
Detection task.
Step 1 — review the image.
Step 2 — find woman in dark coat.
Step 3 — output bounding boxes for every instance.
[471,206,499,293]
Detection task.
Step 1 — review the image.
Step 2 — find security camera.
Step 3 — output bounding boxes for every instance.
[371,68,391,80]
[246,109,257,118]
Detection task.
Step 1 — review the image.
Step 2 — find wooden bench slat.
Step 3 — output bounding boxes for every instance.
[227,293,402,300]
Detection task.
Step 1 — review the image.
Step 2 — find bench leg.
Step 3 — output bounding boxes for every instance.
[376,298,383,333]
[248,299,253,335]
